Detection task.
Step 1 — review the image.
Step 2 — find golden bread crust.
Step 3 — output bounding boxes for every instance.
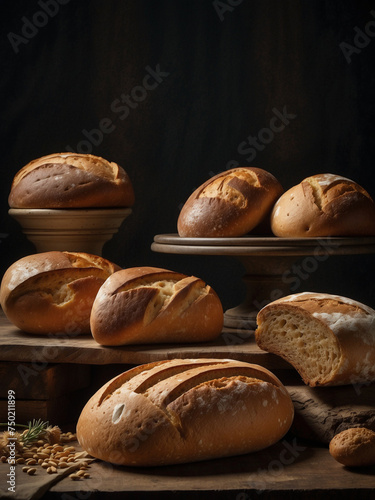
[90,267,224,345]
[271,173,375,237]
[76,358,294,466]
[329,427,375,467]
[0,251,120,335]
[177,167,283,237]
[255,292,375,386]
[8,153,135,208]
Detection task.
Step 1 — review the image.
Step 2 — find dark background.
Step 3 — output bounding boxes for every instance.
[1,0,375,312]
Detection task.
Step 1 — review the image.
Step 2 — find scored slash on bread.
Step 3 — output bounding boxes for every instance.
[271,173,375,237]
[8,152,135,208]
[76,358,294,466]
[0,251,120,335]
[90,267,224,345]
[177,167,283,237]
[255,292,375,387]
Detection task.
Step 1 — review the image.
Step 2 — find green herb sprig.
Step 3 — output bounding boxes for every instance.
[0,419,49,445]
[20,419,49,445]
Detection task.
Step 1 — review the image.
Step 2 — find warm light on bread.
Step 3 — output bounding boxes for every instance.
[8,153,135,208]
[177,167,283,237]
[76,358,294,466]
[329,428,375,467]
[0,251,120,335]
[255,292,375,387]
[90,266,224,345]
[271,173,375,237]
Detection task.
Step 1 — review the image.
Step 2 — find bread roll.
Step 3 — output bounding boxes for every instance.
[177,167,283,237]
[76,358,294,466]
[329,428,375,467]
[0,251,120,335]
[271,173,375,237]
[90,267,223,345]
[255,292,375,387]
[8,153,135,208]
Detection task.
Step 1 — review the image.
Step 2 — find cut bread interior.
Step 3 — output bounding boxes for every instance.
[255,307,342,386]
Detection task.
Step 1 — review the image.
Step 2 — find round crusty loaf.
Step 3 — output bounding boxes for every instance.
[255,292,375,387]
[8,152,135,208]
[0,251,120,335]
[76,358,294,466]
[271,173,375,237]
[329,427,375,467]
[90,266,224,345]
[177,167,283,237]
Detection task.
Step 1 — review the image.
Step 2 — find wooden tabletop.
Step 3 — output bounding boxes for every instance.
[0,312,289,369]
[1,312,374,499]
[49,445,375,500]
[2,438,373,500]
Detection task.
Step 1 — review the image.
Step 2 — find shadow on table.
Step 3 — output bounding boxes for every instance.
[117,436,315,478]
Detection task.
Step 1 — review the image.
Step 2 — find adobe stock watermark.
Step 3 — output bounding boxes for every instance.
[230,106,296,167]
[236,438,307,497]
[177,105,296,211]
[213,0,244,21]
[121,415,159,454]
[340,10,375,63]
[16,295,94,386]
[0,233,9,245]
[6,390,16,494]
[252,237,342,311]
[7,0,72,54]
[65,64,170,154]
[58,461,115,500]
[222,237,342,345]
[120,388,183,454]
[350,376,373,397]
[209,105,296,177]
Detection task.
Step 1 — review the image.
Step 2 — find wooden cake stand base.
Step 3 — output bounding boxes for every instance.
[151,235,375,331]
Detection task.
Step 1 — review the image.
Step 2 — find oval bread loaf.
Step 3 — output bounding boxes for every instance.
[0,251,120,335]
[90,266,224,345]
[255,292,375,387]
[8,152,135,208]
[177,167,283,237]
[271,173,375,237]
[76,358,294,466]
[329,427,375,467]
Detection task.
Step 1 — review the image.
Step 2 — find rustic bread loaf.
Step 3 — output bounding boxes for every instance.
[76,358,294,466]
[90,266,224,345]
[329,427,375,467]
[8,153,135,208]
[0,251,120,335]
[271,173,375,237]
[177,167,283,237]
[255,292,375,387]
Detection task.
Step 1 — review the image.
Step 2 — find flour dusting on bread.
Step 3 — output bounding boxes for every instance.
[255,292,375,386]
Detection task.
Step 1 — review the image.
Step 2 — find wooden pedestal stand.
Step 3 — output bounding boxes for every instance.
[151,234,375,331]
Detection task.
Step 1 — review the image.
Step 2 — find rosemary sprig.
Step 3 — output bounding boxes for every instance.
[0,419,50,445]
[20,419,49,444]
